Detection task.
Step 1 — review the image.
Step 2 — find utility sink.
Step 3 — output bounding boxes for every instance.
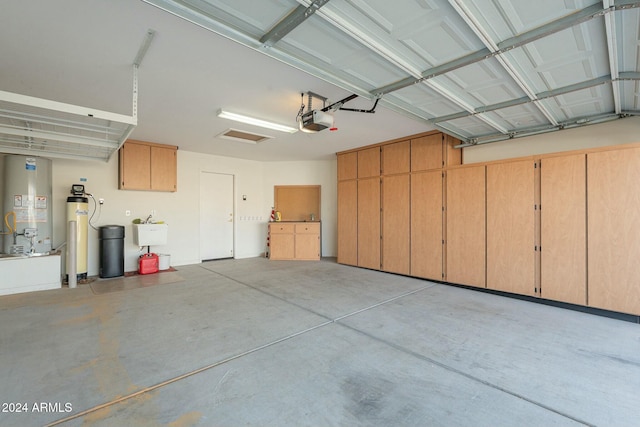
[133,223,168,246]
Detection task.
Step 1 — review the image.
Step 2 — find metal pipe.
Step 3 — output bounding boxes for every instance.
[68,220,77,289]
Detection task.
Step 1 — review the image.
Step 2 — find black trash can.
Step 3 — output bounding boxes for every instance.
[99,225,125,278]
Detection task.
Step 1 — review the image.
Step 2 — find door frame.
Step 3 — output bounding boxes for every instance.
[199,171,235,261]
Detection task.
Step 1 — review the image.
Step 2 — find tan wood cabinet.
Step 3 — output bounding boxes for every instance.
[337,180,357,266]
[338,134,640,316]
[411,133,461,172]
[294,223,321,260]
[358,147,380,178]
[486,159,536,296]
[540,154,586,305]
[337,131,460,278]
[269,223,295,260]
[382,174,410,274]
[119,140,177,192]
[411,134,443,171]
[382,140,410,175]
[587,147,640,315]
[268,222,320,260]
[381,141,410,274]
[357,177,380,269]
[411,170,443,280]
[337,151,357,181]
[446,165,486,288]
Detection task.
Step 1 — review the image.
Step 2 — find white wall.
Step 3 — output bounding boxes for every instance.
[463,116,640,163]
[8,149,338,277]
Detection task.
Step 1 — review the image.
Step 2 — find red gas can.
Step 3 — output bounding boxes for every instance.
[138,253,159,275]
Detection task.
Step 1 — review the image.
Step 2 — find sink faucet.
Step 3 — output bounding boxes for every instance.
[145,214,153,224]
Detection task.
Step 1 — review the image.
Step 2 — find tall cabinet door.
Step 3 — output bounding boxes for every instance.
[588,148,640,315]
[337,180,358,266]
[486,160,536,296]
[382,174,410,274]
[446,165,486,288]
[357,177,381,270]
[411,170,443,280]
[381,142,410,274]
[540,154,586,305]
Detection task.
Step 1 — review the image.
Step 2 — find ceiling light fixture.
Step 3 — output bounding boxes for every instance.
[217,109,297,133]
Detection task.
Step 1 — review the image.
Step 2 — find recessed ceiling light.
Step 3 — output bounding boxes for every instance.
[217,109,297,133]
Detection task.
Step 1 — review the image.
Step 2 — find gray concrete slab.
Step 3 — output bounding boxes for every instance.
[202,257,434,319]
[0,272,327,427]
[1,258,638,426]
[61,324,584,427]
[339,284,640,427]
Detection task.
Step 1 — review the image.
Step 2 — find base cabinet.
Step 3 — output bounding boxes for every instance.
[269,222,320,260]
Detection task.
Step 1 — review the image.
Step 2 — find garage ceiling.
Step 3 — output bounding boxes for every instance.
[145,0,640,146]
[1,0,639,161]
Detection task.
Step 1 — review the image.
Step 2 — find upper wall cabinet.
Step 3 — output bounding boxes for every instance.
[358,147,380,178]
[382,140,410,175]
[119,140,178,192]
[411,133,462,172]
[411,134,442,171]
[337,151,357,181]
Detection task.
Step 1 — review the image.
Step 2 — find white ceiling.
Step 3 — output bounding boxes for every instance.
[1,0,638,162]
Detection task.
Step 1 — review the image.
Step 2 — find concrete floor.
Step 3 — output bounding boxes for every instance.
[0,258,639,427]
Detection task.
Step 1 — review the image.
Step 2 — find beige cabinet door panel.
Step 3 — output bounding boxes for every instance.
[541,154,586,305]
[357,177,380,269]
[295,234,320,260]
[446,166,486,288]
[337,152,357,181]
[358,147,380,178]
[382,174,410,275]
[120,142,150,190]
[382,141,410,175]
[269,234,294,260]
[411,170,443,280]
[588,148,640,315]
[151,146,177,191]
[338,180,358,265]
[486,160,535,296]
[411,134,442,172]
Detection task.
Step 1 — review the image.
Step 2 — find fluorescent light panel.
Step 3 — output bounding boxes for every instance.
[217,109,297,133]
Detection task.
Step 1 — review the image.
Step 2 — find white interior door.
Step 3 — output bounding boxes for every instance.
[200,172,234,260]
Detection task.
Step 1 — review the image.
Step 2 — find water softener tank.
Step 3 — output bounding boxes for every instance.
[67,196,88,280]
[2,155,53,255]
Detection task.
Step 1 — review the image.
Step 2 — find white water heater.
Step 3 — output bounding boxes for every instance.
[2,155,53,255]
